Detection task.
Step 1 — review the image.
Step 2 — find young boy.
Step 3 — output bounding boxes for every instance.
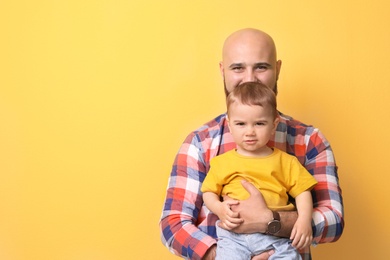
[201,82,318,259]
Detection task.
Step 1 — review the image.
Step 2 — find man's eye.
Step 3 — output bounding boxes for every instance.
[255,66,267,71]
[232,67,243,72]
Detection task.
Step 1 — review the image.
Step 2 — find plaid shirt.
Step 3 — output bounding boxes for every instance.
[160,112,344,260]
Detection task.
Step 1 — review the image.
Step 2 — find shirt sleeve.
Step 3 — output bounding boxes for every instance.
[201,158,223,195]
[159,132,217,260]
[287,156,318,198]
[304,128,344,245]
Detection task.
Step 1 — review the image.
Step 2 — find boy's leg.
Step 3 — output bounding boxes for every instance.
[215,223,251,260]
[269,239,301,260]
[249,233,301,260]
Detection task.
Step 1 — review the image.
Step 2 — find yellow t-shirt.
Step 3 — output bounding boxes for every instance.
[201,148,317,211]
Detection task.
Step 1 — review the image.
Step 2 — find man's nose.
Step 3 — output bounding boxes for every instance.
[243,70,258,83]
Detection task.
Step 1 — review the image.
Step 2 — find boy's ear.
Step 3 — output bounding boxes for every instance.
[274,115,280,124]
[273,115,280,132]
[226,115,232,131]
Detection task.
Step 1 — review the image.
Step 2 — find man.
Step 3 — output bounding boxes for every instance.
[160,28,344,260]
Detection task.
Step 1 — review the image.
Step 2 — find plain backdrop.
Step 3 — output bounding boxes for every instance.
[1,1,389,259]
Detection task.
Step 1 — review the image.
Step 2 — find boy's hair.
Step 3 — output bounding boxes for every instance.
[226,82,278,118]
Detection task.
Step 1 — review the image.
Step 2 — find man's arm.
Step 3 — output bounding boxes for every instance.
[159,133,216,260]
[230,130,344,245]
[305,130,344,245]
[228,180,297,237]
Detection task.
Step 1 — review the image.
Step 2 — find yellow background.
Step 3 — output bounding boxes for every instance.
[1,1,389,259]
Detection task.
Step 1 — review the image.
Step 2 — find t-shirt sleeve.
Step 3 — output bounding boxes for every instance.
[201,158,223,195]
[288,156,318,198]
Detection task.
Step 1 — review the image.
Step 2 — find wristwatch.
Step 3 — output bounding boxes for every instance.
[266,211,281,235]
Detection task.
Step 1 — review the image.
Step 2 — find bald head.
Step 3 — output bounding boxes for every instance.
[220,28,281,96]
[222,28,278,64]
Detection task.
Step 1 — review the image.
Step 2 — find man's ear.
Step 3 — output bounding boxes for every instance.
[219,61,224,78]
[275,59,282,81]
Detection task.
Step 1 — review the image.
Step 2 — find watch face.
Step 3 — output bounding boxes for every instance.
[268,220,281,234]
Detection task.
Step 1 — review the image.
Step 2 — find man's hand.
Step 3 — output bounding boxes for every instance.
[227,180,273,234]
[202,245,216,260]
[202,244,274,260]
[251,250,275,260]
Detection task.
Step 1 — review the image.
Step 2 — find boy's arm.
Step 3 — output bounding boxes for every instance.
[203,192,242,230]
[203,192,223,216]
[290,191,313,249]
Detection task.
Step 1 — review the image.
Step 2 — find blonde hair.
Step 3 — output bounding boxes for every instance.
[226,82,278,118]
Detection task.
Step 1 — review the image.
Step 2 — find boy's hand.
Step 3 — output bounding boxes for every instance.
[217,200,243,230]
[290,217,313,249]
[227,180,271,234]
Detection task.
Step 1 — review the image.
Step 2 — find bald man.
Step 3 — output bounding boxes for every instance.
[160,28,344,260]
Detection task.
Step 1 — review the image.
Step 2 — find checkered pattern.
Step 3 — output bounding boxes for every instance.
[160,113,344,260]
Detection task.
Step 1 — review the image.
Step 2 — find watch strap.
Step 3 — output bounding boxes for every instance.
[272,210,280,221]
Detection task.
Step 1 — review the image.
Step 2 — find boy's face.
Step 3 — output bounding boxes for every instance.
[227,102,279,157]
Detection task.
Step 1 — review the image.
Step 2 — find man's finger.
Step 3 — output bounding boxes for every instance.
[241,180,261,196]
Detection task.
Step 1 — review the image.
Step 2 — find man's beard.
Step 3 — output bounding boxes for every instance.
[223,80,278,97]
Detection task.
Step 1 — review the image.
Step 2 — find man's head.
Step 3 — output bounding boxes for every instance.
[220,28,282,97]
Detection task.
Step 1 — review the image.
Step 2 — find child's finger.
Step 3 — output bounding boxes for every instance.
[290,228,297,240]
[219,219,240,230]
[228,216,243,225]
[299,236,312,249]
[291,233,303,248]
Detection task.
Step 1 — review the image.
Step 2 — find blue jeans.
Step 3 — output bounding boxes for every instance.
[216,223,301,260]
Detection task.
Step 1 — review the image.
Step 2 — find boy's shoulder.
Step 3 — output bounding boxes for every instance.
[211,149,235,160]
[273,148,299,162]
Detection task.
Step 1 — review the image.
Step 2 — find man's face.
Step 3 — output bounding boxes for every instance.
[220,33,281,96]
